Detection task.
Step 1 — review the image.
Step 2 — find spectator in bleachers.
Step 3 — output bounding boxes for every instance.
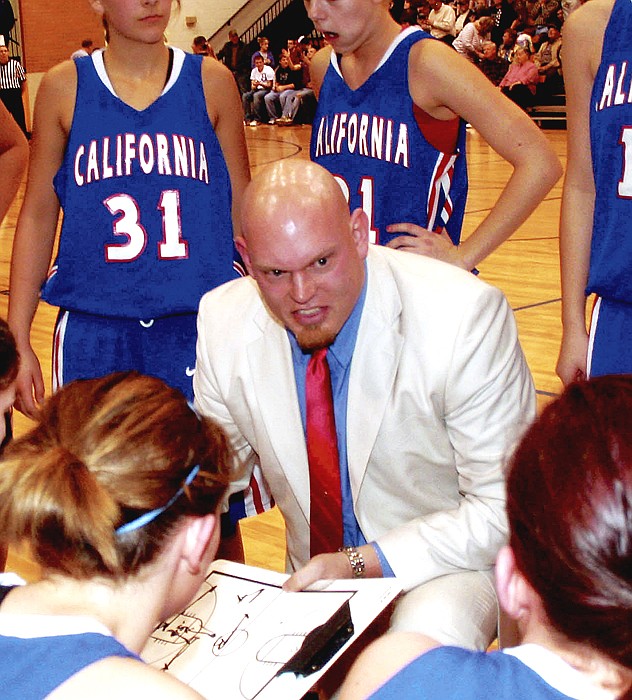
[242,55,274,126]
[286,38,303,68]
[277,45,317,125]
[454,0,475,35]
[515,22,536,52]
[499,45,540,110]
[479,40,510,85]
[264,53,302,124]
[534,23,563,98]
[527,0,561,29]
[453,16,494,62]
[490,0,517,45]
[511,0,530,27]
[251,36,275,69]
[415,0,432,24]
[420,0,456,44]
[191,35,208,55]
[217,29,250,95]
[498,27,519,61]
[399,7,419,27]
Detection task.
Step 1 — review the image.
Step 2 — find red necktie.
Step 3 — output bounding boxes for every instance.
[306,348,343,557]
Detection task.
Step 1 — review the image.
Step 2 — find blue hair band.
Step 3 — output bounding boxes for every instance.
[115,464,200,536]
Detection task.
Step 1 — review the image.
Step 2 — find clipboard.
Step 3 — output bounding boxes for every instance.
[141,560,402,700]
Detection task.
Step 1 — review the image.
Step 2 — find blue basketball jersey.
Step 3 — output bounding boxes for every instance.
[588,0,632,302]
[311,27,468,246]
[43,49,236,318]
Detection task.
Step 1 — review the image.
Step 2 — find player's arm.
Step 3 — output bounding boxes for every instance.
[556,1,609,385]
[398,40,562,270]
[308,45,333,99]
[9,61,76,418]
[202,58,251,241]
[0,100,28,222]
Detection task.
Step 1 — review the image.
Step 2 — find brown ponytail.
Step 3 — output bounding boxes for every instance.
[0,372,230,580]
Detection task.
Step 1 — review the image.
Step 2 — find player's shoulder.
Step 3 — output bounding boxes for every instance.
[310,45,334,92]
[200,53,236,88]
[52,655,202,699]
[564,0,614,41]
[37,59,79,110]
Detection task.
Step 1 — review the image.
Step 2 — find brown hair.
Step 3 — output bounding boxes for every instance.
[507,376,632,675]
[0,372,230,579]
[0,318,19,391]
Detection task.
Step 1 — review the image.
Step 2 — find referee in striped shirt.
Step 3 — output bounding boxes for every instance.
[0,43,26,136]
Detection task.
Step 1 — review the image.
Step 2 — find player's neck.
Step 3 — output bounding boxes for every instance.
[341,16,402,90]
[102,41,172,110]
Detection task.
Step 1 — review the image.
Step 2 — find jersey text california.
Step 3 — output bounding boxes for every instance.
[313,113,410,167]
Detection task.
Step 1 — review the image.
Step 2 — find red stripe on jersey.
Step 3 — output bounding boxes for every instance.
[427,152,456,232]
[413,103,460,155]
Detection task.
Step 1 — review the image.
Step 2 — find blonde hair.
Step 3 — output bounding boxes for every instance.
[0,372,230,579]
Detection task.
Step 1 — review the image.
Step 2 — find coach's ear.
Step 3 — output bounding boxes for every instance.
[235,236,254,277]
[350,207,370,258]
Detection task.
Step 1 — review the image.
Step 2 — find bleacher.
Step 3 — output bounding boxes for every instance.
[528,89,566,129]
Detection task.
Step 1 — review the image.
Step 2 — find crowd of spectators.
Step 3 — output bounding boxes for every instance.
[395,0,579,110]
[215,34,319,127]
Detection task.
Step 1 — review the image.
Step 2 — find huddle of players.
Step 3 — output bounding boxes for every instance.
[5,0,632,689]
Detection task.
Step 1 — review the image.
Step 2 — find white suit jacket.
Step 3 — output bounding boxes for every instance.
[194,246,535,592]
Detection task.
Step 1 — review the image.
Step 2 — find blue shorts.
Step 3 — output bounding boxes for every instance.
[588,297,632,378]
[52,309,198,401]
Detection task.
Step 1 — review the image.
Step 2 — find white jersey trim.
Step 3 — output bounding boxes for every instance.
[91,46,186,102]
[587,296,601,379]
[0,613,113,640]
[330,26,424,82]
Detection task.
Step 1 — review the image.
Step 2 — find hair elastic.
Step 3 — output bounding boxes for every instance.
[115,464,200,536]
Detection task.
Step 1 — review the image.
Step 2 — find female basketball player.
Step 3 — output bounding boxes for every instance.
[8,0,250,416]
[556,0,632,383]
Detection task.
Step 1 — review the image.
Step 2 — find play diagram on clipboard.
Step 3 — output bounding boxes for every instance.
[142,560,401,700]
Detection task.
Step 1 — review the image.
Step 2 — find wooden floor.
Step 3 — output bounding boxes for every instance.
[0,123,567,580]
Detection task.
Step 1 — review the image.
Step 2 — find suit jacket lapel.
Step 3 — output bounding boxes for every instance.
[347,250,404,499]
[247,305,311,519]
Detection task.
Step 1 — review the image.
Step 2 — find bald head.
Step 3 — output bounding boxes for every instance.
[236,160,369,350]
[241,160,351,243]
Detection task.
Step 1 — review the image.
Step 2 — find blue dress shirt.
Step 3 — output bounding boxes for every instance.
[288,276,394,577]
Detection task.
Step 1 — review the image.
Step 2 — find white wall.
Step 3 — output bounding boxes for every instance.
[168,0,275,52]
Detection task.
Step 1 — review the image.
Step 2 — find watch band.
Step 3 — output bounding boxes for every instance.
[339,546,366,578]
